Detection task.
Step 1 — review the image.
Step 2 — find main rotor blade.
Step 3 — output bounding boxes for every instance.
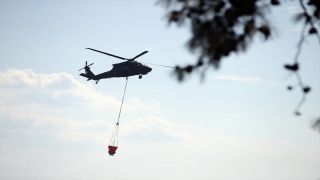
[79,67,85,71]
[86,48,127,60]
[131,51,148,60]
[88,63,94,66]
[140,62,174,68]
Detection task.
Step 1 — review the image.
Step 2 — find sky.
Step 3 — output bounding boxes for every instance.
[0,0,319,180]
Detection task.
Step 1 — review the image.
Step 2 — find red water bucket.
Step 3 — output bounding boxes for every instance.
[108,145,118,156]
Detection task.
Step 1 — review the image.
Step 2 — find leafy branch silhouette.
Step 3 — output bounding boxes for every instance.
[284,0,320,116]
[159,0,320,130]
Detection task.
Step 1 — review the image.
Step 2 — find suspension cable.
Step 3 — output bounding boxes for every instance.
[109,77,128,146]
[117,77,128,125]
[109,124,119,146]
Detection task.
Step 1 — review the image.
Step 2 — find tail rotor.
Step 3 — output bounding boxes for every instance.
[79,61,94,73]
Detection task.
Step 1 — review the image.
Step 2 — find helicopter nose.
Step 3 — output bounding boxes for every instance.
[148,67,152,72]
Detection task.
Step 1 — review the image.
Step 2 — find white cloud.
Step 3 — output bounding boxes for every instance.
[126,98,160,113]
[1,111,186,144]
[49,118,113,145]
[4,70,318,180]
[0,68,120,111]
[2,128,319,180]
[0,109,184,147]
[107,131,320,180]
[0,113,115,146]
[0,68,172,146]
[0,156,25,168]
[1,68,71,88]
[0,68,161,113]
[121,116,188,140]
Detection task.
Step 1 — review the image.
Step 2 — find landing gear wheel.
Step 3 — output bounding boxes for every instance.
[139,75,142,79]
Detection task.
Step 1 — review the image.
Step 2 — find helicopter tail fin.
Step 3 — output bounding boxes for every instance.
[79,66,96,81]
[79,73,91,79]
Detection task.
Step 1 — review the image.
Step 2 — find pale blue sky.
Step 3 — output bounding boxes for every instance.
[0,0,319,180]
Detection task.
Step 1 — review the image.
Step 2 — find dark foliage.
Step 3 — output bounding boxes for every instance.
[159,0,320,117]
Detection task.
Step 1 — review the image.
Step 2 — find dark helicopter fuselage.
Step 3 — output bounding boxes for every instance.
[80,61,152,83]
[78,48,173,84]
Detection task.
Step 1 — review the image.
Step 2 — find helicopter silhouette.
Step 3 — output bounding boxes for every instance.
[79,48,173,84]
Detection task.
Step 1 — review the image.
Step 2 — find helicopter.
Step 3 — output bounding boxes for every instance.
[79,48,173,84]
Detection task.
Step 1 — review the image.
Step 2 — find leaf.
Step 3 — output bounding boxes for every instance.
[303,87,311,93]
[309,27,317,34]
[258,25,271,39]
[293,13,305,23]
[244,19,256,35]
[169,11,181,22]
[185,65,193,73]
[284,63,299,72]
[271,0,280,5]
